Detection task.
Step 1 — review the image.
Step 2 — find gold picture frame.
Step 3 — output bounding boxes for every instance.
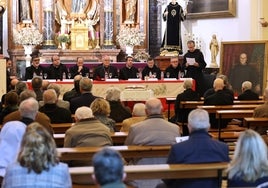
[220,40,268,95]
[186,0,236,19]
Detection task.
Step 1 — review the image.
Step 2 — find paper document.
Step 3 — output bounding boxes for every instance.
[186,58,195,65]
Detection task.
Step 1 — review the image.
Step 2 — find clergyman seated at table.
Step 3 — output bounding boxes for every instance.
[64,106,112,170]
[69,57,90,79]
[119,56,139,80]
[46,55,68,80]
[237,81,259,100]
[24,53,46,80]
[120,103,146,132]
[164,57,182,79]
[105,87,132,123]
[39,89,73,123]
[157,109,229,188]
[92,148,127,188]
[125,98,180,188]
[141,58,161,80]
[93,55,118,80]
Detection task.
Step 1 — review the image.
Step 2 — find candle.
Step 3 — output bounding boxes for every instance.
[95,31,99,39]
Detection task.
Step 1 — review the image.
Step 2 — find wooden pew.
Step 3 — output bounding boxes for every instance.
[58,145,171,161]
[70,162,228,187]
[54,132,128,147]
[215,110,253,139]
[51,123,72,134]
[243,117,268,128]
[198,104,259,113]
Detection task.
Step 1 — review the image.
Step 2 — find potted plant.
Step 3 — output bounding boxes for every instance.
[57,34,70,50]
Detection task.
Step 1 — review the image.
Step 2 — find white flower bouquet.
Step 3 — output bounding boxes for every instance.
[13,26,43,45]
[116,26,145,47]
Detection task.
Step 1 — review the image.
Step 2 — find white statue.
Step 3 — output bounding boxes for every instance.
[209,34,219,68]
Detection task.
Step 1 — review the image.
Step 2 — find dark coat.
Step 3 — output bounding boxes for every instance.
[70,92,98,114]
[164,130,229,188]
[69,65,90,79]
[237,89,259,100]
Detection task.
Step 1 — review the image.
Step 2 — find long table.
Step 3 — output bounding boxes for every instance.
[27,79,193,99]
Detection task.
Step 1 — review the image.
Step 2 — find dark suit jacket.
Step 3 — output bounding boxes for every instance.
[174,88,200,123]
[164,130,230,188]
[237,89,259,100]
[47,64,68,80]
[93,64,118,80]
[24,65,46,80]
[119,66,138,80]
[204,90,234,128]
[70,92,98,114]
[69,65,90,78]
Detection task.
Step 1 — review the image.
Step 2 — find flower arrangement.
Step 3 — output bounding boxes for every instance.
[57,34,70,43]
[134,51,150,61]
[13,26,43,45]
[116,26,145,47]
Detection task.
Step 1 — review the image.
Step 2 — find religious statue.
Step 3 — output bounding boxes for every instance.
[209,34,219,68]
[19,0,32,22]
[124,0,137,24]
[160,0,186,55]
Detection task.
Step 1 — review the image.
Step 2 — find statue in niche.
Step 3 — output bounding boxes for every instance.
[124,0,137,24]
[19,0,33,22]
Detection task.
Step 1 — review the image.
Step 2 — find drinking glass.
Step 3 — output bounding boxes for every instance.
[85,73,89,78]
[166,72,170,78]
[153,72,157,78]
[109,73,112,79]
[43,73,47,79]
[136,72,140,78]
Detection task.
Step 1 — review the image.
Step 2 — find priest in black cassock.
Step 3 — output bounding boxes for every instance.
[161,0,186,54]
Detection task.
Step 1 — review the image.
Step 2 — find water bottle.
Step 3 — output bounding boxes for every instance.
[161,71,164,80]
[62,72,66,79]
[105,72,108,80]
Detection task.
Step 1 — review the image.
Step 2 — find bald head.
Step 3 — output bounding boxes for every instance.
[145,98,163,116]
[43,89,57,104]
[213,78,224,91]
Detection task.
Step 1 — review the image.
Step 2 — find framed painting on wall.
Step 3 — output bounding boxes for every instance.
[220,41,268,95]
[186,0,236,19]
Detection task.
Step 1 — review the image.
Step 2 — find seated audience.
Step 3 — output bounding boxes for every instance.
[24,53,46,80]
[64,106,112,169]
[92,148,126,188]
[0,98,39,183]
[15,81,28,96]
[253,87,268,135]
[142,58,161,80]
[93,55,118,80]
[125,98,180,188]
[204,78,234,129]
[70,77,99,114]
[158,108,229,188]
[0,91,19,124]
[119,56,138,80]
[31,76,43,101]
[227,129,268,187]
[120,103,146,132]
[69,57,90,78]
[2,122,72,188]
[63,75,82,102]
[171,79,200,135]
[105,87,131,122]
[3,90,53,135]
[204,74,233,99]
[90,98,116,132]
[39,89,73,123]
[164,57,181,79]
[39,83,70,110]
[238,81,259,100]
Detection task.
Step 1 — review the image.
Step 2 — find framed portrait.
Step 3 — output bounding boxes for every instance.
[220,41,268,95]
[186,0,236,19]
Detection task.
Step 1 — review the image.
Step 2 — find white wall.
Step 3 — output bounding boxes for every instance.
[163,0,260,68]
